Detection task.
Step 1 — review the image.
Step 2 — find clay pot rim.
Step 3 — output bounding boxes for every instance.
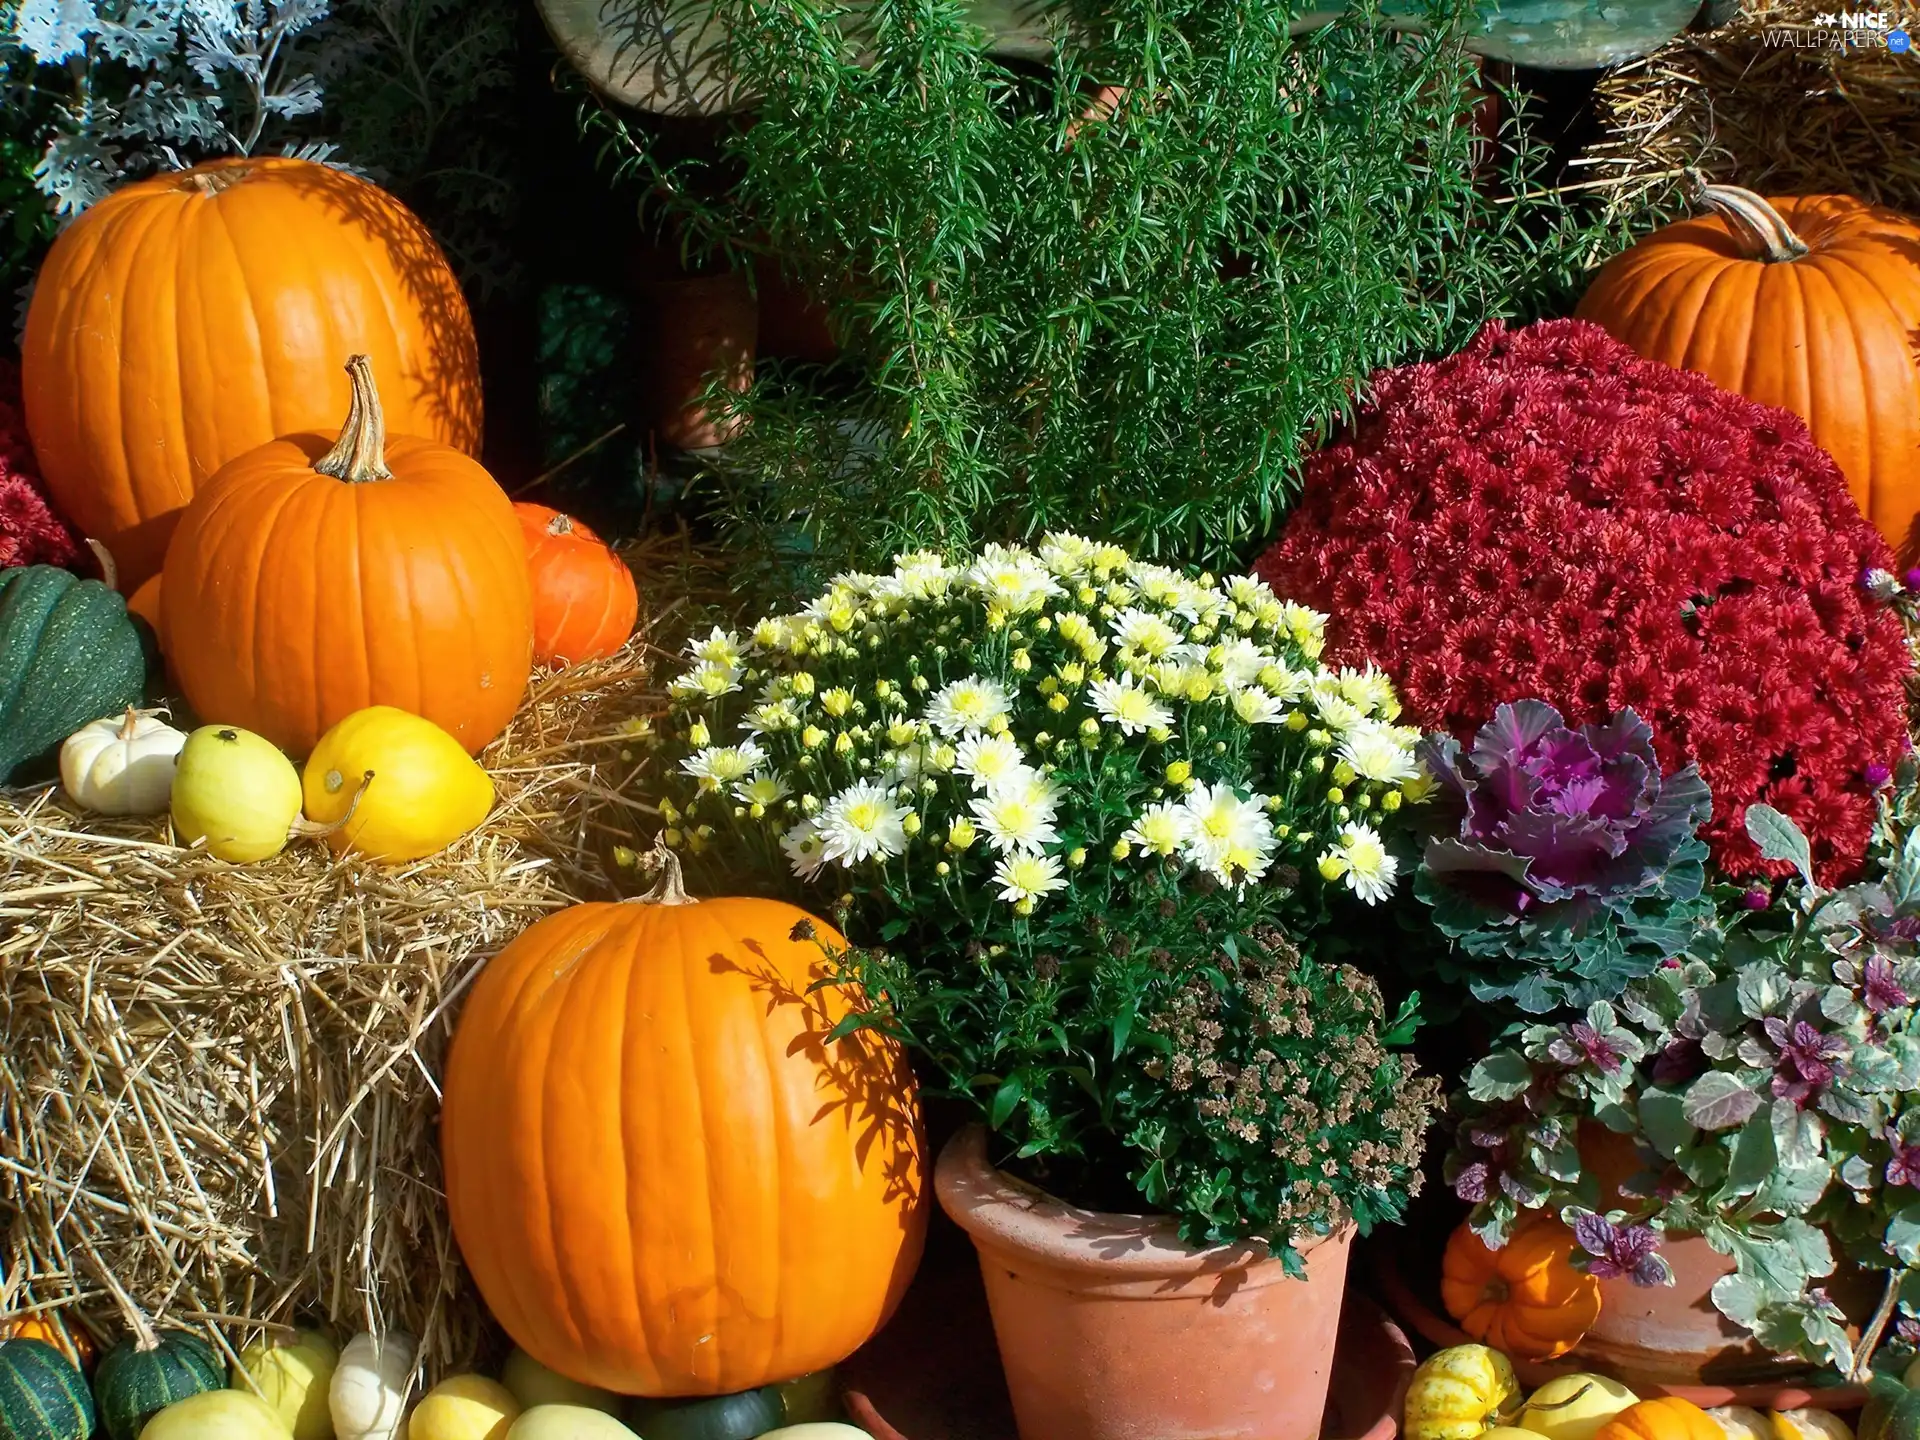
[934,1123,1347,1281]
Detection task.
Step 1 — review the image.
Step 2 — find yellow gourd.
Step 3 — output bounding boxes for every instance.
[170,725,308,862]
[1404,1345,1524,1440]
[1774,1412,1855,1440]
[1709,1409,1773,1440]
[233,1329,338,1440]
[137,1389,292,1439]
[503,1406,638,1439]
[302,706,493,862]
[404,1375,520,1440]
[1521,1375,1639,1440]
[498,1350,620,1416]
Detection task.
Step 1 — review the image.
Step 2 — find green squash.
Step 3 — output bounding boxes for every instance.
[775,1372,839,1425]
[0,565,149,785]
[94,1329,224,1440]
[1863,1388,1920,1440]
[627,1386,786,1440]
[0,1337,96,1440]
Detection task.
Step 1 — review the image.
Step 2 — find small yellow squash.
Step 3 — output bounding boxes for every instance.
[233,1328,338,1440]
[498,1350,620,1416]
[503,1405,638,1440]
[170,725,305,862]
[61,708,186,816]
[302,706,493,862]
[1708,1409,1773,1440]
[1774,1412,1855,1440]
[1405,1344,1524,1440]
[137,1389,292,1439]
[1520,1374,1639,1440]
[404,1374,520,1440]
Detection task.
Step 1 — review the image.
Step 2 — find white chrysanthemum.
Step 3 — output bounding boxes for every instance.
[818,781,910,864]
[955,733,1034,793]
[1280,601,1327,644]
[1151,660,1213,703]
[1039,532,1099,578]
[882,550,958,602]
[668,660,744,700]
[1226,574,1278,612]
[1123,801,1190,857]
[1127,563,1189,608]
[1322,823,1399,905]
[679,742,768,792]
[1208,637,1270,688]
[1308,676,1367,734]
[1172,581,1228,627]
[1338,721,1421,784]
[1112,607,1183,660]
[688,626,749,669]
[993,852,1068,908]
[1090,675,1175,735]
[744,698,801,734]
[926,676,1014,735]
[1180,783,1277,884]
[1260,662,1310,702]
[752,614,813,653]
[1337,665,1401,720]
[733,773,792,807]
[781,821,828,879]
[970,775,1062,854]
[1054,612,1108,663]
[1230,686,1288,726]
[966,544,1062,614]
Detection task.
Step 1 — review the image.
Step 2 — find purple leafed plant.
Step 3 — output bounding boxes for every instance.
[1572,1212,1671,1286]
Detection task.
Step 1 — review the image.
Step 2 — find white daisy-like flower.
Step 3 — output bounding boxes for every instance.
[1308,676,1367,734]
[743,698,801,734]
[1126,563,1189,608]
[679,742,768,792]
[1090,675,1175,735]
[1322,823,1399,905]
[1112,607,1183,660]
[926,676,1014,736]
[1260,662,1310,702]
[1230,686,1288,726]
[1337,665,1402,720]
[1280,601,1328,646]
[1209,637,1270,688]
[955,732,1034,793]
[668,660,744,701]
[818,781,910,864]
[1038,532,1098,578]
[732,773,792,808]
[970,775,1062,854]
[1180,783,1277,885]
[1123,800,1190,857]
[687,626,749,669]
[881,550,958,603]
[1226,574,1279,612]
[993,852,1068,908]
[1338,721,1421,785]
[1151,660,1214,703]
[966,544,1062,614]
[781,820,828,879]
[1054,612,1108,663]
[1171,581,1229,627]
[752,614,810,653]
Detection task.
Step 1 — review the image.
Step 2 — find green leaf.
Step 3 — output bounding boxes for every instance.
[1466,1051,1534,1103]
[1886,1206,1920,1265]
[1683,1071,1764,1131]
[1745,804,1815,887]
[1637,1085,1695,1161]
[1725,1112,1777,1198]
[989,1074,1025,1130]
[1770,1098,1824,1168]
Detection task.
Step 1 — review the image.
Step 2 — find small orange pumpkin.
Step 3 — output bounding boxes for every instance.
[1440,1217,1603,1361]
[162,355,532,757]
[1,1312,96,1372]
[514,503,638,666]
[1595,1397,1724,1440]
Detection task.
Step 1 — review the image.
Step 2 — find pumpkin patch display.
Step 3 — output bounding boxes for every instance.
[301,706,494,862]
[21,157,482,589]
[1440,1219,1603,1361]
[1577,185,1920,559]
[441,850,928,1396]
[515,504,639,667]
[1403,1345,1523,1440]
[60,709,185,816]
[93,1328,225,1440]
[161,356,532,758]
[0,564,150,785]
[232,1329,338,1440]
[0,1337,95,1440]
[1597,1399,1725,1440]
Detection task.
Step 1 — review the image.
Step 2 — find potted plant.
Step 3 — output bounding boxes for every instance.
[653,535,1441,1440]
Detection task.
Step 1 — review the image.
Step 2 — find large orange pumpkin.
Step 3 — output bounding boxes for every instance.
[22,157,482,588]
[1595,1397,1723,1440]
[1576,183,1920,558]
[514,503,639,666]
[1440,1217,1603,1361]
[161,355,531,756]
[440,852,926,1397]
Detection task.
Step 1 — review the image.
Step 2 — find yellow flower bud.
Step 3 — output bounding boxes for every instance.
[1285,711,1310,732]
[1327,786,1345,805]
[1318,855,1349,882]
[1110,839,1132,861]
[1012,648,1032,672]
[802,725,828,748]
[1068,847,1088,868]
[1148,725,1172,744]
[1039,676,1059,695]
[1077,585,1098,605]
[790,672,816,696]
[888,721,916,746]
[988,714,1010,735]
[1059,661,1086,685]
[1382,790,1404,812]
[1014,898,1035,917]
[834,732,855,755]
[1309,755,1326,773]
[801,793,821,813]
[1048,693,1070,713]
[1080,717,1101,737]
[935,861,951,877]
[664,828,685,846]
[659,798,681,823]
[612,845,639,868]
[949,818,978,851]
[1356,793,1373,810]
[903,813,923,836]
[687,720,711,747]
[912,674,930,692]
[1165,760,1193,785]
[733,804,747,819]
[874,679,894,698]
[1036,616,1053,632]
[749,803,766,819]
[1333,760,1358,786]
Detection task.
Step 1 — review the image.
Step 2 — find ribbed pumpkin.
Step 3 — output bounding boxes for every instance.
[1576,184,1920,558]
[21,157,481,589]
[1440,1218,1603,1361]
[441,851,927,1397]
[94,1328,224,1440]
[514,504,638,667]
[162,356,532,757]
[0,1315,93,1375]
[0,564,149,784]
[0,1337,94,1440]
[1597,1399,1725,1440]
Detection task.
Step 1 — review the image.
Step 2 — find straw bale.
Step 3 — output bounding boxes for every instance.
[1576,1,1920,218]
[0,642,662,1379]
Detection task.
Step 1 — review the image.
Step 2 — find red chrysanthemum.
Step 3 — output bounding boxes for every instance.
[1258,318,1909,884]
[0,358,84,572]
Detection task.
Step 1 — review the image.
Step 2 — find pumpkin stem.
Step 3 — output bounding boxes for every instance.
[547,513,575,537]
[636,834,699,907]
[85,538,119,593]
[289,771,375,840]
[313,356,395,485]
[118,707,140,742]
[1692,177,1810,263]
[1525,1384,1595,1413]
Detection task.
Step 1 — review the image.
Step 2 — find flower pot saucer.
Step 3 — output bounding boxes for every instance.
[839,1213,1417,1439]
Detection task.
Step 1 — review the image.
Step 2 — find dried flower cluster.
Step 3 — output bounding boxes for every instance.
[1259,318,1910,885]
[0,359,82,570]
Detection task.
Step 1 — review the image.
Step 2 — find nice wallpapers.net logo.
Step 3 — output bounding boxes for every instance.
[1772,9,1914,50]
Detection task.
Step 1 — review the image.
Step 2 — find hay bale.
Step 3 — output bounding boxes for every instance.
[0,645,660,1377]
[1577,2,1920,218]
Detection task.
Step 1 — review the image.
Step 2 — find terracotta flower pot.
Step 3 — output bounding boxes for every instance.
[638,270,758,451]
[935,1125,1354,1440]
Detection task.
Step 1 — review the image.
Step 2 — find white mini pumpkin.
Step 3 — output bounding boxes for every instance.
[60,708,185,816]
[329,1331,415,1440]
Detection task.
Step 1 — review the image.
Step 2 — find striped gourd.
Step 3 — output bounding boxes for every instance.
[0,564,148,784]
[0,1337,95,1440]
[94,1329,224,1440]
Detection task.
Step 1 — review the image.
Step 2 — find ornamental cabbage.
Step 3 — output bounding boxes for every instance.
[1416,699,1712,1013]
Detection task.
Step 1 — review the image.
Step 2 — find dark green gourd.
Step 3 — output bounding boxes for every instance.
[92,1328,224,1440]
[627,1384,788,1440]
[0,1337,95,1440]
[0,565,148,784]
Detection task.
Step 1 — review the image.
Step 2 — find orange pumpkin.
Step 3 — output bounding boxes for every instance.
[1576,184,1920,559]
[514,503,639,666]
[161,355,531,757]
[1,1312,96,1372]
[22,157,482,589]
[1595,1397,1724,1440]
[1440,1217,1603,1361]
[440,850,927,1397]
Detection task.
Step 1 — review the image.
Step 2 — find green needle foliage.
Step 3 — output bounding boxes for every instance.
[592,0,1636,589]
